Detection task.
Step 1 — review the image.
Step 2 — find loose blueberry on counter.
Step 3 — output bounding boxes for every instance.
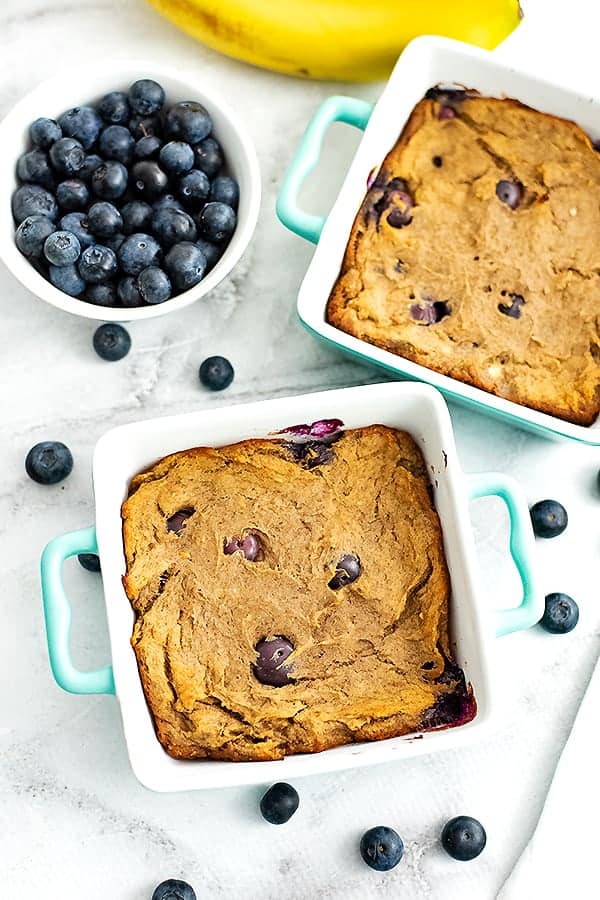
[78,553,101,573]
[253,636,294,686]
[159,141,195,176]
[164,100,212,144]
[118,232,162,275]
[25,441,73,485]
[12,184,58,224]
[49,137,86,176]
[87,201,123,238]
[59,212,94,249]
[360,826,404,871]
[198,355,234,391]
[195,237,222,271]
[194,136,223,177]
[78,245,118,283]
[151,879,196,900]
[85,282,118,307]
[129,79,166,117]
[131,160,169,202]
[98,91,130,125]
[166,507,194,534]
[117,276,144,307]
[15,215,56,258]
[209,175,239,210]
[496,179,523,209]
[224,533,262,561]
[177,169,210,210]
[165,241,206,291]
[98,125,135,166]
[134,135,163,160]
[56,179,89,211]
[328,554,361,590]
[260,783,299,825]
[441,816,486,861]
[79,153,103,183]
[93,323,131,361]
[196,201,236,242]
[121,200,153,234]
[16,149,55,190]
[540,592,579,634]
[30,117,62,149]
[49,263,85,296]
[530,499,568,539]
[138,266,171,304]
[44,231,81,267]
[58,106,102,150]
[152,207,197,248]
[91,160,128,200]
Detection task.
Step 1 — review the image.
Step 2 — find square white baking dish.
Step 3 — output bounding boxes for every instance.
[40,383,542,791]
[277,35,600,445]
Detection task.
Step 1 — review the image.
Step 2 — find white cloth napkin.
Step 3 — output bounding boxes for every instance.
[498,654,600,898]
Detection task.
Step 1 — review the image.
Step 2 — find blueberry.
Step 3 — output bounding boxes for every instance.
[193,136,223,178]
[177,169,210,210]
[159,141,194,176]
[12,184,58,224]
[56,179,89,210]
[195,238,223,271]
[540,592,579,634]
[164,101,212,144]
[151,879,196,900]
[15,215,55,258]
[224,533,262,561]
[441,816,486,861]
[128,114,162,140]
[118,233,162,275]
[103,233,125,254]
[97,91,130,125]
[85,282,117,307]
[59,212,94,249]
[16,149,55,190]
[496,179,523,210]
[117,276,143,307]
[198,355,234,390]
[49,263,85,296]
[209,175,239,210]
[129,79,165,116]
[152,207,197,249]
[134,135,162,160]
[360,826,404,871]
[138,266,171,304]
[87,201,123,238]
[196,202,236,242]
[78,553,101,572]
[79,154,103,182]
[58,106,102,150]
[498,293,525,319]
[91,161,128,200]
[164,241,206,292]
[131,160,168,201]
[530,499,568,539]
[166,508,195,534]
[121,200,153,234]
[410,300,451,325]
[328,554,361,590]
[259,783,299,825]
[44,231,81,266]
[253,636,294,686]
[152,194,183,212]
[78,245,118,283]
[30,117,62,150]
[93,323,131,361]
[25,441,73,485]
[98,124,134,165]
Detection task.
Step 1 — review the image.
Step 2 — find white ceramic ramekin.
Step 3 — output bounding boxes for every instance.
[0,61,261,321]
[40,383,542,791]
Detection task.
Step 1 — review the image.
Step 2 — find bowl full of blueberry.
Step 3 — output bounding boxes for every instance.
[0,62,261,320]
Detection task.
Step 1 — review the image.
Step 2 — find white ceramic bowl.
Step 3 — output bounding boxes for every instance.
[0,60,261,321]
[41,383,542,791]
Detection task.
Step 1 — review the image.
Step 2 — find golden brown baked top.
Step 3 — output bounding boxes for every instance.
[121,424,474,762]
[327,93,600,426]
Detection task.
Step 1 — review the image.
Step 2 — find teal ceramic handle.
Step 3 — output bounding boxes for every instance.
[276,95,373,244]
[467,473,543,637]
[41,525,115,695]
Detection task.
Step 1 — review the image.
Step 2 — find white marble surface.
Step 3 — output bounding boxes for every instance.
[2,1,600,897]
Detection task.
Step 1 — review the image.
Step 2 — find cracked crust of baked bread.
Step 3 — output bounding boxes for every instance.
[326,96,600,427]
[121,425,474,762]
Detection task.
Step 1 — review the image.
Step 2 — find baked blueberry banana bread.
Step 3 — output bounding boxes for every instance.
[326,92,600,426]
[121,423,474,762]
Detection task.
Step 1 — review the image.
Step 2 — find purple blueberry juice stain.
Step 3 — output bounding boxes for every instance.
[498,293,525,319]
[438,106,456,120]
[224,532,262,561]
[277,418,344,440]
[253,636,294,686]
[410,299,451,325]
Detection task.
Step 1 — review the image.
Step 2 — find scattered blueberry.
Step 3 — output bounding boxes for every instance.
[91,161,128,200]
[85,282,118,306]
[25,441,73,485]
[441,816,486,861]
[129,79,165,116]
[78,245,118,283]
[56,179,89,211]
[159,141,194,176]
[360,826,404,871]
[198,355,234,391]
[259,783,299,825]
[79,153,103,182]
[30,117,62,150]
[540,593,579,634]
[193,136,223,177]
[196,202,236,242]
[138,266,171,304]
[117,276,143,307]
[165,241,206,291]
[93,323,131,361]
[152,207,197,248]
[16,149,55,190]
[59,212,94,249]
[328,554,361,590]
[164,100,212,144]
[121,200,153,234]
[99,125,135,166]
[151,879,196,900]
[496,179,523,209]
[131,160,168,201]
[134,135,162,160]
[98,91,130,125]
[253,636,294,686]
[78,553,101,572]
[209,175,239,210]
[87,201,123,238]
[195,238,223,270]
[58,106,102,150]
[44,231,81,266]
[12,184,58,223]
[118,232,162,275]
[15,215,55,258]
[178,169,210,210]
[49,263,85,296]
[530,499,568,539]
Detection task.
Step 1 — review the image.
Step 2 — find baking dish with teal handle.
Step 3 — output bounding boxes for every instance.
[277,35,600,445]
[40,383,542,791]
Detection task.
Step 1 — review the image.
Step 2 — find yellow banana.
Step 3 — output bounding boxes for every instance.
[146,0,522,82]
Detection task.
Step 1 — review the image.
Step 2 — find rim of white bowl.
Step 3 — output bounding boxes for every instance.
[0,60,261,321]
